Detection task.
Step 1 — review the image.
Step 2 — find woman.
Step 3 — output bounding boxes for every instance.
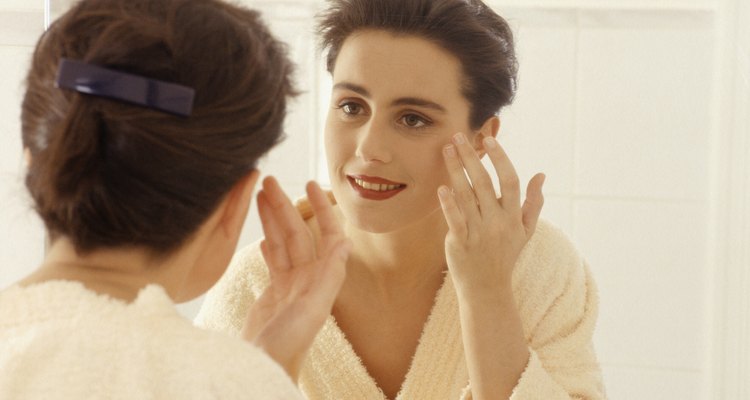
[197,0,605,398]
[0,0,351,397]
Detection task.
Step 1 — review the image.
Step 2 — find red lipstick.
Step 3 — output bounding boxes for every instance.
[347,175,406,201]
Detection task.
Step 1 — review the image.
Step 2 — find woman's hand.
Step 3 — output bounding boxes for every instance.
[241,176,350,382]
[438,132,544,399]
[438,132,544,295]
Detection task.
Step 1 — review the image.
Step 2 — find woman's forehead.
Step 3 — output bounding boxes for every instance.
[332,30,465,101]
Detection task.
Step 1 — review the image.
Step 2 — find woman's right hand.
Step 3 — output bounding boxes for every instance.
[241,176,350,382]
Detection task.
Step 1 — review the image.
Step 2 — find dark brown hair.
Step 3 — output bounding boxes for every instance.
[22,0,296,255]
[317,0,517,129]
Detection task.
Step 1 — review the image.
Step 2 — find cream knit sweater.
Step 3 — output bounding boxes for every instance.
[196,200,606,399]
[0,280,303,399]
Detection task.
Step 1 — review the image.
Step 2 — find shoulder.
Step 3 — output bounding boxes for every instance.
[515,218,586,280]
[511,219,594,320]
[229,240,271,294]
[519,219,583,270]
[0,285,301,399]
[169,325,301,398]
[128,298,301,398]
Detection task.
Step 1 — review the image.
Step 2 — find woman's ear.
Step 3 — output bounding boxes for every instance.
[219,170,260,239]
[174,170,260,303]
[472,116,500,156]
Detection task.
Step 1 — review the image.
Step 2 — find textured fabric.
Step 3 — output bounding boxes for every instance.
[197,197,606,399]
[0,280,303,399]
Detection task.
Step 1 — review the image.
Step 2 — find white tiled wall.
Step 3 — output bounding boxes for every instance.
[496,7,715,399]
[0,2,45,289]
[575,13,712,201]
[1,0,747,399]
[576,200,708,365]
[709,0,750,397]
[603,367,703,399]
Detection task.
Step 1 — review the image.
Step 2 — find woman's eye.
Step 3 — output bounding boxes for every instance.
[402,114,428,128]
[340,103,362,115]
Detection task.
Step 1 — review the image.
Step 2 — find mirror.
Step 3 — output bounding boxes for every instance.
[0,1,743,398]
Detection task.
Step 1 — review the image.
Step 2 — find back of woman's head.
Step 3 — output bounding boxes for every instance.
[22,0,295,255]
[318,0,517,129]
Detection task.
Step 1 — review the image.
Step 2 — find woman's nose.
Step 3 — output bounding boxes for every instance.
[355,117,392,163]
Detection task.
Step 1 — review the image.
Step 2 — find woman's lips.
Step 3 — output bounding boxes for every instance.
[346,175,406,201]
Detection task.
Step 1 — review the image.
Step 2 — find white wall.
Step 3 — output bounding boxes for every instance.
[0,0,46,288]
[0,0,746,398]
[708,0,750,397]
[490,4,714,398]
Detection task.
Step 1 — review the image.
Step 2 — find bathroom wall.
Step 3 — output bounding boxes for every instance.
[0,0,46,293]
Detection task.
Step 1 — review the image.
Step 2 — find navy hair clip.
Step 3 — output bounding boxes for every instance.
[55,58,195,117]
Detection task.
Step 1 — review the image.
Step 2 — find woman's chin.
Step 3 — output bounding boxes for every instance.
[339,202,444,235]
[346,212,404,234]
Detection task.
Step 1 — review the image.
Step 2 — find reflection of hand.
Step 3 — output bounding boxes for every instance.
[241,177,350,382]
[438,133,544,398]
[438,132,544,296]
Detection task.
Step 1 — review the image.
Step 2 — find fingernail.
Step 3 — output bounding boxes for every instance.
[452,132,465,144]
[438,186,450,199]
[443,144,456,158]
[483,136,497,149]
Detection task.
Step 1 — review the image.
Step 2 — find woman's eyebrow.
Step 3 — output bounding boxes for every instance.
[332,82,370,97]
[391,97,446,113]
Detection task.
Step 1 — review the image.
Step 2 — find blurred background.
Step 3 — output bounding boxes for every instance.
[0,0,747,398]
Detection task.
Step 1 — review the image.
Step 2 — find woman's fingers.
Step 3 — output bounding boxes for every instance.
[438,185,468,240]
[249,239,350,382]
[521,173,545,238]
[482,136,521,211]
[307,183,349,298]
[262,176,315,266]
[450,133,500,214]
[250,179,352,381]
[258,191,292,272]
[443,143,480,227]
[306,181,343,247]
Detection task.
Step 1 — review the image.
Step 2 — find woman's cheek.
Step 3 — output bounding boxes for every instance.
[414,145,452,190]
[324,129,347,161]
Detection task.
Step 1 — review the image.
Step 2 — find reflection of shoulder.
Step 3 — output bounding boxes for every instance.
[512,219,588,309]
[518,219,583,272]
[195,239,267,332]
[231,240,269,295]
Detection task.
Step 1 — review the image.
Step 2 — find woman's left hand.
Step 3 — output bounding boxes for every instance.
[438,132,545,295]
[242,177,350,382]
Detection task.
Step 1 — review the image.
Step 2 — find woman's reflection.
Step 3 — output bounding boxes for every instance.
[197,0,605,398]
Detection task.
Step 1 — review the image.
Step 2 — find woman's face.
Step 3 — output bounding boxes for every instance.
[325,30,479,233]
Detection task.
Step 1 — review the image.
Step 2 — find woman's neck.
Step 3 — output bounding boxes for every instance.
[18,238,186,303]
[340,207,449,298]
